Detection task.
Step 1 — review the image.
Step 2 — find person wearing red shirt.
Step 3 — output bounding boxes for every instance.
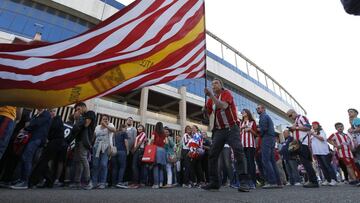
[150,122,167,189]
[201,78,250,192]
[240,109,258,189]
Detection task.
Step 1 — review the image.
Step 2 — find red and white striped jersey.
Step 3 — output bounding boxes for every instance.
[134,132,147,149]
[240,120,257,148]
[294,115,310,145]
[327,132,354,159]
[182,133,192,150]
[206,90,239,129]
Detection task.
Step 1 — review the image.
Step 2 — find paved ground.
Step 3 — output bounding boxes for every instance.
[0,185,359,203]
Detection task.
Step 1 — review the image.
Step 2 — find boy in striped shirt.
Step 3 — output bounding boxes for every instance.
[327,122,360,184]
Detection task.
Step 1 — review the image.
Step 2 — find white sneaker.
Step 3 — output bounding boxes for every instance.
[329,180,337,186]
[321,181,329,186]
[286,183,291,186]
[152,185,160,189]
[294,182,302,186]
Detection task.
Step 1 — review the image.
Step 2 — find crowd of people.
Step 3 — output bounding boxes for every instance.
[0,79,360,192]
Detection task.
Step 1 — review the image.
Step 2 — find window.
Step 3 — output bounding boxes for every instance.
[9,14,27,33]
[0,10,15,29]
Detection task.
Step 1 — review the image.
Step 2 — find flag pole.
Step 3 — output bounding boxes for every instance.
[202,0,209,125]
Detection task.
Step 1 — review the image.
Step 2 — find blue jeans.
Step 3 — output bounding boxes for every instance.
[261,136,280,185]
[92,148,109,185]
[285,159,301,185]
[112,151,127,185]
[153,164,164,186]
[316,154,337,182]
[0,116,15,160]
[21,139,42,183]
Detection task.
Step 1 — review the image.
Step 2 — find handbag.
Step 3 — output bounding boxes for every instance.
[108,145,117,157]
[288,134,309,154]
[167,153,177,163]
[13,130,32,155]
[141,144,157,163]
[108,135,117,157]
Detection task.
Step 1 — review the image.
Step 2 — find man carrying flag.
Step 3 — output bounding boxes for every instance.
[202,78,250,192]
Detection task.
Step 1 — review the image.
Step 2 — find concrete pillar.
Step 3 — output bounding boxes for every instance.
[139,87,149,125]
[179,86,187,135]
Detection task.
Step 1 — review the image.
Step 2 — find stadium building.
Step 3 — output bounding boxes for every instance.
[0,0,306,135]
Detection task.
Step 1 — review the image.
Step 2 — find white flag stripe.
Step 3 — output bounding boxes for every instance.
[67,0,183,60]
[0,0,157,56]
[122,0,196,52]
[0,1,202,70]
[0,40,205,83]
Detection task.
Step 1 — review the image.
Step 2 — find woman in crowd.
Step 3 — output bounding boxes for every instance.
[112,124,129,188]
[188,125,204,187]
[130,124,147,188]
[311,121,337,186]
[175,133,183,186]
[163,126,175,188]
[181,125,192,188]
[92,114,116,189]
[150,122,167,189]
[240,109,258,189]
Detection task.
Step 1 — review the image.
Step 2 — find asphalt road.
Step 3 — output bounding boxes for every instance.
[0,185,359,203]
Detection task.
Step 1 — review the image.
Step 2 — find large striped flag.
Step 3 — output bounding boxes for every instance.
[0,0,206,108]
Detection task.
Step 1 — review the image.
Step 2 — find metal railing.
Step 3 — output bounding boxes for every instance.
[206,30,306,115]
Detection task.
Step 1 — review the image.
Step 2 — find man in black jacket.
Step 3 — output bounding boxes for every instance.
[11,109,51,189]
[72,102,96,190]
[29,109,67,188]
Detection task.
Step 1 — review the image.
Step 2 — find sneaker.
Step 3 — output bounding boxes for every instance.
[182,184,192,188]
[262,184,278,189]
[286,183,291,186]
[230,183,239,189]
[201,182,220,191]
[10,181,28,190]
[303,182,319,188]
[116,182,128,189]
[294,182,302,186]
[321,181,329,186]
[128,184,140,189]
[159,183,163,188]
[53,180,63,187]
[329,180,337,186]
[83,182,93,190]
[152,185,160,189]
[249,183,256,190]
[356,182,360,187]
[238,183,250,192]
[69,183,81,189]
[349,180,359,185]
[97,184,106,189]
[162,184,174,188]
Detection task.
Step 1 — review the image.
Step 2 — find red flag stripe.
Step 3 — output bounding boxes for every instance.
[0,4,204,77]
[0,33,205,90]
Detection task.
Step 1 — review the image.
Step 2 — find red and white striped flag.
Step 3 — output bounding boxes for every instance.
[0,0,206,108]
